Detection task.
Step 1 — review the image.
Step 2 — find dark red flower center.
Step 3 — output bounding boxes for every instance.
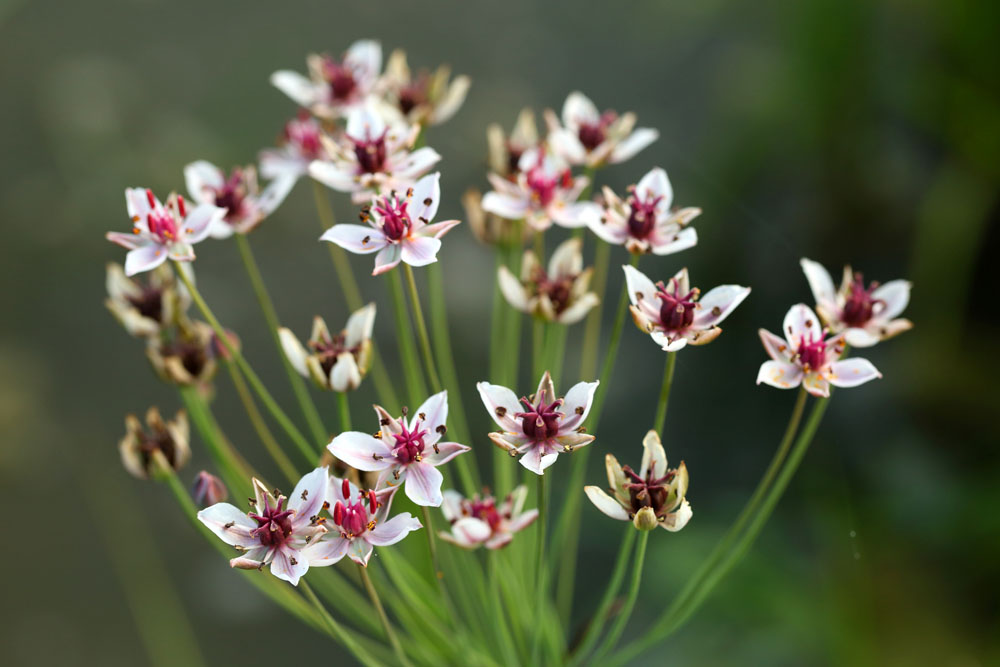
[530,267,576,315]
[322,59,357,101]
[626,192,663,240]
[370,194,412,241]
[398,77,429,115]
[467,498,504,531]
[577,111,617,151]
[142,189,181,244]
[160,339,208,378]
[212,170,249,224]
[841,273,882,327]
[391,420,429,463]
[352,132,388,174]
[526,166,572,208]
[796,333,827,371]
[515,389,563,441]
[309,332,363,377]
[622,464,676,518]
[127,284,164,323]
[138,425,179,471]
[249,495,294,547]
[656,278,698,331]
[285,113,323,159]
[332,484,379,537]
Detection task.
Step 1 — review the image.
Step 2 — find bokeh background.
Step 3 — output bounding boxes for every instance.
[2,0,997,664]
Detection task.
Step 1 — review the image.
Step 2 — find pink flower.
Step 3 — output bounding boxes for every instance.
[624,265,750,351]
[800,258,913,347]
[270,40,382,120]
[439,486,538,550]
[481,148,590,231]
[327,391,471,507]
[197,468,331,586]
[581,167,701,255]
[258,112,330,183]
[757,304,882,398]
[477,371,598,475]
[498,237,599,324]
[585,430,691,532]
[545,91,658,167]
[278,304,376,392]
[304,478,421,567]
[184,162,294,238]
[376,48,471,126]
[308,105,440,204]
[487,108,541,177]
[320,172,459,275]
[107,188,224,276]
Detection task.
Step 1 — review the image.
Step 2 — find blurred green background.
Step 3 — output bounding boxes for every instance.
[2,0,998,664]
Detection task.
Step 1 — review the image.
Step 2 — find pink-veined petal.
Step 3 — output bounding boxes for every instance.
[450,517,491,547]
[373,244,402,275]
[584,486,629,521]
[403,462,444,507]
[302,534,350,566]
[562,91,599,129]
[759,329,794,362]
[400,236,442,267]
[423,441,470,466]
[635,167,672,208]
[418,219,461,239]
[288,467,330,526]
[124,243,168,277]
[270,70,320,107]
[800,258,838,315]
[345,39,382,88]
[783,304,822,348]
[756,360,804,390]
[308,160,359,192]
[367,512,422,546]
[441,490,464,522]
[106,231,142,250]
[827,358,881,388]
[197,503,258,548]
[182,204,225,244]
[871,280,911,321]
[650,227,698,256]
[256,174,296,216]
[327,432,394,471]
[548,128,587,164]
[559,381,599,432]
[802,372,830,397]
[270,545,309,586]
[610,128,659,164]
[482,191,529,220]
[477,382,524,433]
[412,390,448,439]
[410,172,441,223]
[519,444,559,475]
[692,285,751,328]
[320,224,386,254]
[622,264,658,311]
[395,147,441,180]
[348,539,374,566]
[506,508,539,534]
[183,160,224,206]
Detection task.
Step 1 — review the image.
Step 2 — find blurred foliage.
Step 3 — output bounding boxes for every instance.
[0,0,997,665]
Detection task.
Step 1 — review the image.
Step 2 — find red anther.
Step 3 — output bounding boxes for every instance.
[177,194,186,217]
[146,189,156,208]
[560,170,573,189]
[342,479,350,500]
[333,501,345,526]
[368,490,377,514]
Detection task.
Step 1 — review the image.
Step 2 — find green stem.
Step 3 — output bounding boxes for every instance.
[388,271,427,401]
[421,505,443,581]
[359,564,412,667]
[402,263,442,392]
[235,233,328,447]
[173,263,318,466]
[177,385,251,494]
[488,551,521,666]
[609,396,830,666]
[489,251,506,383]
[532,319,545,380]
[567,527,637,665]
[579,241,611,380]
[312,180,400,413]
[300,580,383,666]
[545,322,569,390]
[223,359,299,485]
[591,530,650,662]
[529,473,548,662]
[653,351,678,436]
[337,391,351,432]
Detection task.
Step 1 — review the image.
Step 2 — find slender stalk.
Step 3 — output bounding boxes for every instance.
[359,564,412,667]
[489,251,506,383]
[529,473,548,662]
[388,271,427,401]
[545,322,569,390]
[222,359,299,484]
[177,385,251,494]
[567,527,637,665]
[337,391,352,432]
[488,551,521,666]
[532,319,545,380]
[300,580,383,666]
[653,351,678,436]
[590,530,650,662]
[609,396,830,666]
[173,263,318,465]
[421,505,443,581]
[235,233,328,446]
[579,241,611,380]
[312,180,400,413]
[402,264,442,392]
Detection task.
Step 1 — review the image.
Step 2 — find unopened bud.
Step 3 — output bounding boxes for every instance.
[633,506,659,531]
[192,471,228,506]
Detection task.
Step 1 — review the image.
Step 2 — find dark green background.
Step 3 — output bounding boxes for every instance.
[2,0,997,664]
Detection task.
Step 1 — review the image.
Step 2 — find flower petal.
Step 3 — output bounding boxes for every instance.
[330,352,361,391]
[756,360,804,389]
[320,224,386,254]
[548,237,583,279]
[802,372,830,397]
[783,304,822,348]
[348,539,374,566]
[799,258,837,314]
[610,128,659,164]
[410,172,441,224]
[412,390,448,440]
[827,358,881,388]
[519,444,559,475]
[498,266,530,312]
[302,535,350,566]
[661,500,693,532]
[278,328,309,377]
[309,160,359,192]
[403,462,444,506]
[872,280,911,321]
[270,546,309,586]
[124,243,168,276]
[288,467,330,524]
[506,508,539,534]
[441,489,464,522]
[451,517,492,547]
[640,430,667,479]
[692,285,751,328]
[584,486,629,521]
[650,227,698,256]
[622,264,658,311]
[270,70,320,107]
[400,236,442,267]
[184,160,224,204]
[559,380,599,432]
[759,328,793,362]
[373,244,402,275]
[395,147,442,180]
[423,441,471,466]
[197,503,258,548]
[562,91,599,128]
[367,512,422,546]
[327,432,394,471]
[477,382,524,433]
[482,191,529,220]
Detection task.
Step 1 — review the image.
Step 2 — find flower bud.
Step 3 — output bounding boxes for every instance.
[633,506,659,531]
[119,407,190,479]
[192,471,228,506]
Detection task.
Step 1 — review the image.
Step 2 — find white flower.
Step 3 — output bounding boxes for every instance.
[258,112,329,183]
[319,172,459,275]
[581,167,701,255]
[498,237,599,324]
[545,91,658,167]
[439,486,538,550]
[197,469,332,586]
[375,49,470,126]
[584,430,691,532]
[184,161,294,238]
[278,304,376,392]
[327,391,471,507]
[757,304,882,398]
[477,371,598,475]
[119,407,190,480]
[481,148,591,231]
[270,40,382,119]
[800,258,913,347]
[624,265,750,351]
[487,108,540,177]
[105,262,189,338]
[304,478,421,567]
[308,105,441,204]
[107,188,224,276]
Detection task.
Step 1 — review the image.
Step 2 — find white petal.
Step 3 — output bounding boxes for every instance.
[410,172,441,223]
[346,106,386,141]
[548,237,583,278]
[558,293,599,325]
[519,445,559,475]
[367,512,422,546]
[827,358,881,388]
[559,381,599,432]
[451,517,492,546]
[756,360,804,390]
[183,204,226,244]
[309,160,359,192]
[661,500,693,532]
[400,236,442,267]
[373,244,402,275]
[800,258,838,314]
[320,224,386,254]
[345,39,382,87]
[622,264,658,310]
[184,160,224,204]
[412,390,448,438]
[844,327,881,348]
[430,75,471,124]
[423,441,471,466]
[692,285,751,328]
[270,546,309,586]
[394,147,441,180]
[403,462,444,507]
[278,328,309,377]
[418,219,460,239]
[302,535,350,566]
[610,128,659,164]
[548,128,587,165]
[759,329,794,362]
[327,432,394,471]
[871,280,911,321]
[498,266,530,312]
[584,486,629,521]
[640,430,667,479]
[477,382,524,433]
[256,174,296,216]
[344,303,376,347]
[562,91,599,129]
[330,353,361,392]
[649,227,698,256]
[289,467,330,525]
[782,304,822,348]
[348,539,374,566]
[482,191,529,220]
[124,243,168,276]
[197,503,258,548]
[270,70,320,107]
[635,167,672,207]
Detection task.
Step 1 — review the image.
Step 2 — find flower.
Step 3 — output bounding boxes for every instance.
[146,320,218,387]
[800,258,913,347]
[757,304,882,397]
[498,237,599,324]
[438,486,538,550]
[487,108,541,177]
[105,262,189,338]
[624,265,750,351]
[477,371,598,475]
[327,391,471,506]
[192,471,228,507]
[584,430,692,532]
[305,478,421,567]
[278,304,376,392]
[197,468,332,585]
[481,148,590,231]
[320,172,459,275]
[184,162,294,238]
[545,91,658,167]
[270,40,382,119]
[583,167,701,255]
[308,106,441,204]
[119,406,190,479]
[107,188,224,276]
[377,49,470,126]
[259,112,329,183]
